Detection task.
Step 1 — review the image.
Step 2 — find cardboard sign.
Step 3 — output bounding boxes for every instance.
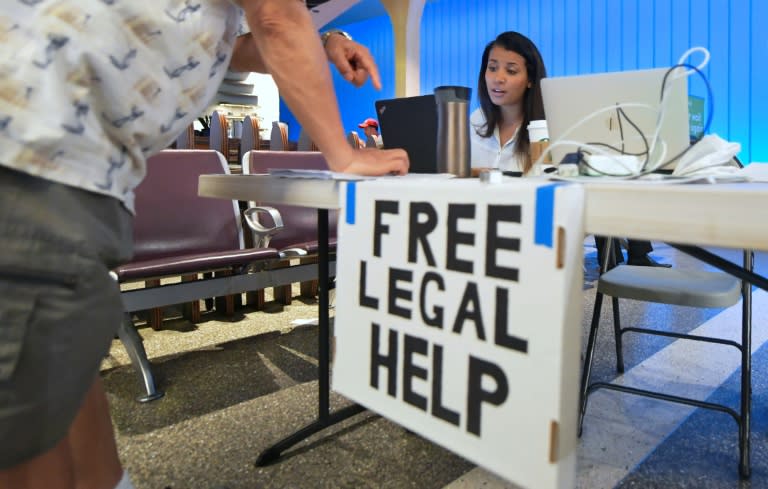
[333,178,584,489]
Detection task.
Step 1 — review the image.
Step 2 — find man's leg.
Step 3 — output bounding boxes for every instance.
[0,167,133,489]
[0,380,124,489]
[69,377,124,489]
[0,436,76,489]
[0,378,123,489]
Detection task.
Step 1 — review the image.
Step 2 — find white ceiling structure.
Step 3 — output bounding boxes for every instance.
[311,0,388,29]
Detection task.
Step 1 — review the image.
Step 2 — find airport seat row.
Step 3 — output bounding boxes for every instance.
[116,149,335,401]
[175,113,379,169]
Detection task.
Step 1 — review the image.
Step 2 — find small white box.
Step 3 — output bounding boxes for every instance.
[581,154,642,176]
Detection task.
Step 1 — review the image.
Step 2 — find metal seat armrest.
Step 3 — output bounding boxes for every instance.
[279,248,309,259]
[243,206,284,248]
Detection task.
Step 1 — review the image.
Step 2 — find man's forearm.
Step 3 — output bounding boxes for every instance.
[242,0,353,170]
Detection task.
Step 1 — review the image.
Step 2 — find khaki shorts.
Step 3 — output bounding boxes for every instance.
[0,165,133,468]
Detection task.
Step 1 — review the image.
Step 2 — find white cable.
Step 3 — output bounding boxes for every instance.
[645,47,711,172]
[645,47,710,168]
[548,140,638,174]
[537,138,667,177]
[549,102,656,143]
[677,46,711,75]
[537,103,660,172]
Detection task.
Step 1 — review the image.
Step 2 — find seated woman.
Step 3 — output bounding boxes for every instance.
[471,31,668,267]
[469,31,546,175]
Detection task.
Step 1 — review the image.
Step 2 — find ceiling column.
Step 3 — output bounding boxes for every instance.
[380,0,426,97]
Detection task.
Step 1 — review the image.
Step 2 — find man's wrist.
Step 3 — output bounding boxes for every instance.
[320,29,352,48]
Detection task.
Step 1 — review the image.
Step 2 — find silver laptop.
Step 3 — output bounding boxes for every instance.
[541,67,690,170]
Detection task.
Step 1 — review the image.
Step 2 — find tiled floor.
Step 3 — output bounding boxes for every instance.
[103,242,768,488]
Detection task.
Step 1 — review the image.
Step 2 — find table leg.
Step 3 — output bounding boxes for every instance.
[256,208,365,466]
[669,244,768,292]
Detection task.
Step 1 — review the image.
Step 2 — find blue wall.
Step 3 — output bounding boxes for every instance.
[282,0,766,162]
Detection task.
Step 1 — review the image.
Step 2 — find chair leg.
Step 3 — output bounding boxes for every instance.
[145,279,163,330]
[182,300,201,323]
[299,279,318,298]
[273,283,293,305]
[578,292,605,436]
[271,260,293,305]
[299,256,319,298]
[739,250,753,478]
[147,306,163,330]
[737,346,751,478]
[117,315,164,402]
[611,296,625,373]
[181,274,201,323]
[245,289,265,310]
[213,270,240,317]
[203,272,214,311]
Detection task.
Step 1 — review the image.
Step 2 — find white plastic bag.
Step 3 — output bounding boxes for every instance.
[673,134,741,177]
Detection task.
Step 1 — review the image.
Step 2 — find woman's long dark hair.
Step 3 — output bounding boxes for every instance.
[476,31,547,173]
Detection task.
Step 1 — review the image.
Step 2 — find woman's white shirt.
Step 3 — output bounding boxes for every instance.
[469,108,523,172]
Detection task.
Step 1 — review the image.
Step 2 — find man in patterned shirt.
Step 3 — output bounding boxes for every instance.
[0,1,408,488]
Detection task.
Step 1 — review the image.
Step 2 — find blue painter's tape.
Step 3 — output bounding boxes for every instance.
[534,184,561,248]
[345,181,356,225]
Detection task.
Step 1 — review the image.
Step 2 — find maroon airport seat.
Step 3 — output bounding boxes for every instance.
[114,149,311,402]
[114,149,278,297]
[174,123,195,149]
[240,115,262,157]
[269,122,290,151]
[242,150,339,303]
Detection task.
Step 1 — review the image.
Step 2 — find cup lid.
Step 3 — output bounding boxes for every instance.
[434,85,472,103]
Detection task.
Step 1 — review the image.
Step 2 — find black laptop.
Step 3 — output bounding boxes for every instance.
[375,95,438,174]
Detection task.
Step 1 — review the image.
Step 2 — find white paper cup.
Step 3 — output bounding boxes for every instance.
[527,120,549,142]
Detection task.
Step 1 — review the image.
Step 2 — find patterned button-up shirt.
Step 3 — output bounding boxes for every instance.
[0,0,239,212]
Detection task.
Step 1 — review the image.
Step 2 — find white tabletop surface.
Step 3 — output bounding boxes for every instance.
[199,174,768,252]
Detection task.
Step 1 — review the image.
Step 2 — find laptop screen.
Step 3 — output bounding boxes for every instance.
[541,67,690,170]
[375,95,438,173]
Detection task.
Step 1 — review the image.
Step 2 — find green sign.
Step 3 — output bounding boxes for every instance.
[688,95,705,139]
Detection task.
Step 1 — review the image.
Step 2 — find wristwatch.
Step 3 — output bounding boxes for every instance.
[320,29,353,47]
